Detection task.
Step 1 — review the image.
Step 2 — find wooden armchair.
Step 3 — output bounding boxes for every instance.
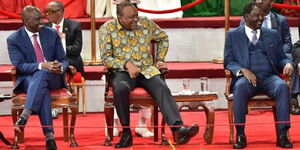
[103,43,168,146]
[0,94,12,145]
[68,72,86,115]
[224,69,289,144]
[10,66,79,149]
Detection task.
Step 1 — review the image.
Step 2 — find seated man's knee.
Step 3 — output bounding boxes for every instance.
[113,81,131,94]
[234,78,250,92]
[275,81,289,92]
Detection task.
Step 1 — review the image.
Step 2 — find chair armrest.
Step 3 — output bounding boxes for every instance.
[68,65,77,75]
[225,69,232,98]
[10,67,17,86]
[159,68,169,77]
[102,68,111,99]
[67,65,77,94]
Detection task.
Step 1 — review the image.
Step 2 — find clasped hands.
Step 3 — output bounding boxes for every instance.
[241,63,294,87]
[41,60,62,74]
[125,61,167,78]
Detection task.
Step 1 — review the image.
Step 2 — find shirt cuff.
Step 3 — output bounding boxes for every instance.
[38,63,42,70]
[236,70,243,77]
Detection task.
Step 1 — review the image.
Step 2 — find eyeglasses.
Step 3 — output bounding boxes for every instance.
[44,9,61,16]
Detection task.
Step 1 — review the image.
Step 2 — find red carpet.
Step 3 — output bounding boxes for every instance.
[1,110,300,149]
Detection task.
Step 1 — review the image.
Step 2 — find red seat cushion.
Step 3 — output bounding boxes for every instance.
[15,88,71,97]
[107,87,151,97]
[67,72,83,83]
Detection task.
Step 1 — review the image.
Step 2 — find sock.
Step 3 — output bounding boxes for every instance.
[291,94,298,99]
[20,109,32,120]
[45,132,54,141]
[171,121,183,132]
[122,127,131,134]
[236,125,245,136]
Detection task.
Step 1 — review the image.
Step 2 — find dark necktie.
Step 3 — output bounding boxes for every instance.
[251,30,258,45]
[32,34,44,63]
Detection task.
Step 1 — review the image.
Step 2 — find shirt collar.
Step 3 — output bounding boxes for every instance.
[116,18,141,31]
[24,26,39,38]
[265,12,271,20]
[244,24,261,40]
[52,18,64,28]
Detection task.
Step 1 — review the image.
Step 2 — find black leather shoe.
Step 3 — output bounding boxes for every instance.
[115,132,133,148]
[233,135,247,149]
[46,139,57,150]
[172,123,199,145]
[14,117,27,133]
[276,134,293,148]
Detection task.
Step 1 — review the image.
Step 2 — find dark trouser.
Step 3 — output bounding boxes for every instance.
[233,75,290,136]
[111,71,182,130]
[291,70,300,95]
[23,70,62,135]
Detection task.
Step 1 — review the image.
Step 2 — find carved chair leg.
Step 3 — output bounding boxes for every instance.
[160,116,168,145]
[228,101,234,144]
[153,105,158,142]
[63,108,69,142]
[202,104,215,144]
[11,108,19,149]
[104,104,114,146]
[69,106,78,147]
[82,84,86,116]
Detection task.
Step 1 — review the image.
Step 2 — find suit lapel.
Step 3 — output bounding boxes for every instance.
[270,13,278,30]
[261,28,278,73]
[20,28,37,62]
[39,28,48,61]
[237,26,250,67]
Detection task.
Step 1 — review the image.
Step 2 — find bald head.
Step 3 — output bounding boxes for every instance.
[21,6,43,33]
[254,0,273,16]
[21,6,41,22]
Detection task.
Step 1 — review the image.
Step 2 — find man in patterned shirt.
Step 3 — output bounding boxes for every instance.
[99,1,199,148]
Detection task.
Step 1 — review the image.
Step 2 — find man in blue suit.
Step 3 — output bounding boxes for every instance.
[240,0,292,58]
[224,2,294,149]
[7,6,68,150]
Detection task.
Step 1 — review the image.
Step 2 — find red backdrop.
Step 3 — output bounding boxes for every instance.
[0,0,87,19]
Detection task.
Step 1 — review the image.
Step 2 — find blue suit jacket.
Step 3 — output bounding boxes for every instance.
[240,12,292,54]
[224,25,292,89]
[7,26,68,93]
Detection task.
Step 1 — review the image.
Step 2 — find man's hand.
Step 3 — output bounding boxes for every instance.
[283,63,294,77]
[298,63,300,76]
[41,62,52,70]
[50,60,62,74]
[41,61,62,74]
[241,68,257,87]
[156,61,167,69]
[125,61,140,78]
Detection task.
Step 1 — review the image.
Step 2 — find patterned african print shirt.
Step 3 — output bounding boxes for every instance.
[99,16,169,79]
